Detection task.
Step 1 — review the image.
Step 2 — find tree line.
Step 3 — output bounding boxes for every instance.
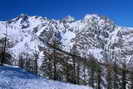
[43,41,133,89]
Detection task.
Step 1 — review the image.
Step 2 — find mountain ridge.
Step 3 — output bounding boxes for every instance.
[0,14,133,64]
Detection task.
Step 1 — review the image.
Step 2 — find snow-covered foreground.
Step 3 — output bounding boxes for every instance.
[0,66,91,89]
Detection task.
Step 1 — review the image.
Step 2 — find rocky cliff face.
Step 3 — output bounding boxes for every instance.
[0,14,133,67]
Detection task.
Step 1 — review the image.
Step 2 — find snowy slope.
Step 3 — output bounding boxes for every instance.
[0,65,92,89]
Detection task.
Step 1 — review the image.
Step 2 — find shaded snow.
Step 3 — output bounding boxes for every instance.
[0,66,91,89]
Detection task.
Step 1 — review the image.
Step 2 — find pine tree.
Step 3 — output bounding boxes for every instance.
[96,63,102,89]
[128,71,133,89]
[88,55,97,88]
[121,63,127,89]
[33,52,38,74]
[19,55,24,68]
[52,39,61,80]
[40,50,53,79]
[70,45,80,84]
[63,55,75,83]
[46,32,62,80]
[0,30,7,65]
[76,61,80,84]
[112,62,119,89]
[83,57,87,85]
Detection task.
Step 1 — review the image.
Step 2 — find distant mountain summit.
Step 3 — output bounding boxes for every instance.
[0,13,133,65]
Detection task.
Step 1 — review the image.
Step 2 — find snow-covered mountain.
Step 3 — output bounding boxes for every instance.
[0,14,133,66]
[1,13,133,89]
[0,65,91,89]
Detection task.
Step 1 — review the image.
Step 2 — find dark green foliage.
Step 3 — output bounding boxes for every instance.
[112,63,119,89]
[18,53,38,74]
[0,52,11,65]
[121,64,127,89]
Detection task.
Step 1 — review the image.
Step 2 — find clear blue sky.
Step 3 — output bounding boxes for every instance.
[0,0,133,27]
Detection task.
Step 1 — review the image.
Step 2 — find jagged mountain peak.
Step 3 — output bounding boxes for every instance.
[7,14,48,25]
[83,14,114,27]
[0,13,133,66]
[84,14,100,20]
[18,13,29,18]
[8,13,29,23]
[61,15,75,23]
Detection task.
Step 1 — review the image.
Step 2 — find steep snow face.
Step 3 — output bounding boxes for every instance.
[0,65,92,89]
[0,14,133,65]
[0,19,44,61]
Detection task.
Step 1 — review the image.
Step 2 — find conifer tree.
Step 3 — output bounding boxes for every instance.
[0,28,7,66]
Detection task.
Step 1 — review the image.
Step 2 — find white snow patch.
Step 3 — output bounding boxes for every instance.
[61,30,76,51]
[88,48,103,60]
